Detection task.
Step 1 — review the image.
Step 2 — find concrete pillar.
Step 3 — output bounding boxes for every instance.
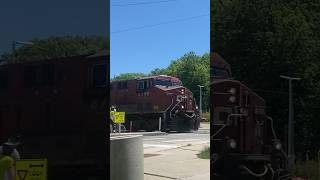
[110,135,144,180]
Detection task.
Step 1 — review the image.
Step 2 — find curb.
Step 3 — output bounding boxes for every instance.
[111,131,168,137]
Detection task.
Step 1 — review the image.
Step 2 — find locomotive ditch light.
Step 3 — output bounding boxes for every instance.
[229,96,236,103]
[229,87,236,95]
[274,141,282,150]
[228,139,237,149]
[181,88,185,94]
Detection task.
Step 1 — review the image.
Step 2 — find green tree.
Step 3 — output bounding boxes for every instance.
[150,68,168,75]
[1,36,108,62]
[112,73,147,81]
[212,0,320,158]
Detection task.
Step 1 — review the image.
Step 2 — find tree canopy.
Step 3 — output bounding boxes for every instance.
[1,36,108,63]
[212,0,320,158]
[112,73,147,81]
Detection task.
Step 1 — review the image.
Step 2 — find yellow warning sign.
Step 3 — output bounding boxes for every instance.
[15,159,47,180]
[110,112,125,124]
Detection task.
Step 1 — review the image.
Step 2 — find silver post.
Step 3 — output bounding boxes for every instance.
[280,75,300,173]
[130,121,133,132]
[159,117,162,131]
[197,85,204,117]
[118,123,121,133]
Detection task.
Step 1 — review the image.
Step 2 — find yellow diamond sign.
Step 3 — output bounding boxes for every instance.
[110,112,125,124]
[15,159,47,180]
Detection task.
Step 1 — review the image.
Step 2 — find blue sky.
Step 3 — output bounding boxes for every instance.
[0,0,108,54]
[111,0,210,78]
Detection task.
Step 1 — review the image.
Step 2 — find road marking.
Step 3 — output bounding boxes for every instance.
[144,144,179,148]
[143,137,166,140]
[162,139,199,143]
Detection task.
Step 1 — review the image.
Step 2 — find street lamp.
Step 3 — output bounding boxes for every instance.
[12,41,34,54]
[197,85,204,116]
[280,75,301,173]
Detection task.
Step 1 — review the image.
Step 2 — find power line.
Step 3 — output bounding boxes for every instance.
[112,13,209,34]
[112,0,178,7]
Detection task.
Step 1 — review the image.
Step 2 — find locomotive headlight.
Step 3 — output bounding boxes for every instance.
[228,139,237,149]
[181,89,185,94]
[229,87,236,95]
[274,141,282,150]
[181,105,185,109]
[229,96,236,103]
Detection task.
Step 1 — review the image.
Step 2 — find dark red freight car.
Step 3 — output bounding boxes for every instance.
[211,53,289,180]
[0,51,108,179]
[110,75,201,132]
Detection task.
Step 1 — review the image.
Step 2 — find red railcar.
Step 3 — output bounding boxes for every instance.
[110,75,200,132]
[211,53,289,180]
[0,51,108,179]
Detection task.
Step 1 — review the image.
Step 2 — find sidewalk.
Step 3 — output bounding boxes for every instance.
[144,143,210,180]
[196,122,210,134]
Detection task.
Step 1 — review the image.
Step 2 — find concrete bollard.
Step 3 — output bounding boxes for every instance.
[110,134,144,180]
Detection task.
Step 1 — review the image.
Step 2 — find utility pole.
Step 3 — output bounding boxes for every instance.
[280,75,300,174]
[197,85,204,116]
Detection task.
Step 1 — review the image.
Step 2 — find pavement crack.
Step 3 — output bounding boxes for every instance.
[176,147,199,152]
[144,172,178,179]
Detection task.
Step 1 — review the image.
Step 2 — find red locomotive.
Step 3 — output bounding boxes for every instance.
[110,75,201,132]
[0,51,108,179]
[211,53,289,179]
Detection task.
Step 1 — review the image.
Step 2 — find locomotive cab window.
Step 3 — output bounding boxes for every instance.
[172,81,181,86]
[24,64,55,87]
[24,65,40,87]
[154,79,172,87]
[92,64,107,87]
[41,63,55,87]
[212,67,230,79]
[137,80,149,91]
[117,81,128,89]
[0,70,8,89]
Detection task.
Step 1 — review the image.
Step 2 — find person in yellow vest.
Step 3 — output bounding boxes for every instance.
[110,106,117,133]
[0,142,15,180]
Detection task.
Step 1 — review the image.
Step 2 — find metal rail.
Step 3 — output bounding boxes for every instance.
[239,165,268,177]
[169,98,182,119]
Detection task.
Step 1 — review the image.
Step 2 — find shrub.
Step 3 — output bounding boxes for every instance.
[197,146,210,159]
[294,160,319,180]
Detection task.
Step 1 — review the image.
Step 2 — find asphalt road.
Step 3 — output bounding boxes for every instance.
[143,123,210,180]
[143,132,209,154]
